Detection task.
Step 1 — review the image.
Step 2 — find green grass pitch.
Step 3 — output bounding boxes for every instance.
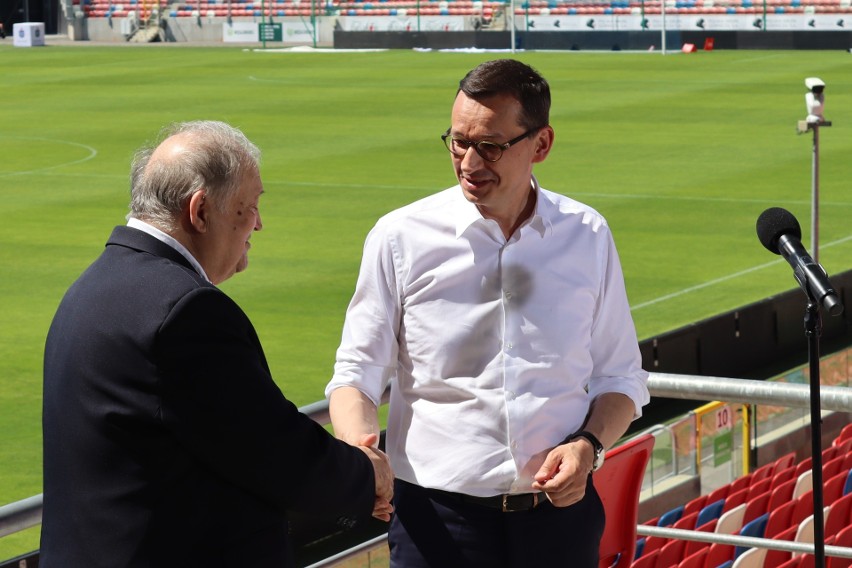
[1,44,851,558]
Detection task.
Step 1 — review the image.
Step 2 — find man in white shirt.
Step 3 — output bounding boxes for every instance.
[326,60,649,567]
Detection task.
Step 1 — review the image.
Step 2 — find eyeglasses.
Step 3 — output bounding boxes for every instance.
[441,127,541,163]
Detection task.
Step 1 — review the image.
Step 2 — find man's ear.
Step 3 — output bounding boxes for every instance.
[187,190,208,233]
[532,126,555,164]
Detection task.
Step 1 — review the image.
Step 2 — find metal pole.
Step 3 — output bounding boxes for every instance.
[661,0,666,54]
[811,123,820,263]
[261,0,266,48]
[510,0,515,52]
[805,301,826,568]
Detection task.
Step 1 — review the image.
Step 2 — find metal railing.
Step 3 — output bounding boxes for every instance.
[2,372,852,562]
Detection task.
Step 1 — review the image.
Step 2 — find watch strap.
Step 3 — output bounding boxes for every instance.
[567,430,605,471]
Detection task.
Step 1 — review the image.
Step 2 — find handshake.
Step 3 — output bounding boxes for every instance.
[354,433,395,522]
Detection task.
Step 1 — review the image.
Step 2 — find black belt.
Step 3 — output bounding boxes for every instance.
[429,488,543,513]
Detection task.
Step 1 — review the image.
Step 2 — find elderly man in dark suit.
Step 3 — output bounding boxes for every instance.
[41,120,393,567]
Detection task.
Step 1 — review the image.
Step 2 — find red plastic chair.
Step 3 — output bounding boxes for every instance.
[630,549,659,568]
[774,452,797,473]
[683,494,708,517]
[704,542,734,567]
[825,470,849,506]
[771,467,797,491]
[677,548,706,568]
[834,437,852,457]
[792,490,815,527]
[595,433,655,568]
[746,477,771,501]
[825,491,852,541]
[825,455,845,481]
[765,500,797,538]
[769,478,797,512]
[828,524,852,568]
[729,473,753,495]
[764,524,796,566]
[834,424,852,446]
[742,491,770,525]
[721,488,749,514]
[683,519,716,558]
[778,555,804,568]
[705,484,730,506]
[751,460,775,484]
[673,511,699,532]
[657,538,686,568]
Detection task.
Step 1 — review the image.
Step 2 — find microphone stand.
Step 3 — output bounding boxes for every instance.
[797,107,834,568]
[804,297,826,568]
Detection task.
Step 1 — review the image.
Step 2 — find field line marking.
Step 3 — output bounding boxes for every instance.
[0,137,98,177]
[631,233,852,311]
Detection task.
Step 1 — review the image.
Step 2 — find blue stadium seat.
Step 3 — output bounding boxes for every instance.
[657,505,684,527]
[696,498,725,528]
[734,512,769,558]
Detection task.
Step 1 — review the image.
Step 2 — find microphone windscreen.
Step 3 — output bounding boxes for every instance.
[756,207,802,255]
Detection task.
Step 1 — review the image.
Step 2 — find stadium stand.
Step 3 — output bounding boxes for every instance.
[73,0,852,18]
[630,428,852,568]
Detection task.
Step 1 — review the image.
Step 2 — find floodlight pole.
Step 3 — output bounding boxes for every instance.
[661,0,667,54]
[797,119,831,263]
[510,0,516,52]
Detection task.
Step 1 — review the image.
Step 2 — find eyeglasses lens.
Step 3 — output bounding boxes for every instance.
[446,138,502,162]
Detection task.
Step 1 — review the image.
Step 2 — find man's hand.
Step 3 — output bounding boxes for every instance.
[356,433,394,522]
[530,438,595,507]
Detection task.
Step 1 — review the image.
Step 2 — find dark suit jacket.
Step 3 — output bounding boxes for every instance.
[41,226,375,567]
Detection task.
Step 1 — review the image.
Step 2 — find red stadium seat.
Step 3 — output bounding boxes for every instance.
[657,538,686,568]
[722,488,749,514]
[769,478,797,511]
[828,524,852,568]
[704,542,734,567]
[771,467,797,491]
[764,524,796,567]
[677,548,706,568]
[825,492,852,540]
[765,500,797,538]
[683,519,716,558]
[631,549,659,568]
[595,433,655,568]
[742,491,770,525]
[683,495,708,517]
[824,470,849,506]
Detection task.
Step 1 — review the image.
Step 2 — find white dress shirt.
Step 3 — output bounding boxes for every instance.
[126,217,210,283]
[326,178,649,497]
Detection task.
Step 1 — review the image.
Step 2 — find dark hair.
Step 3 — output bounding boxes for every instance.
[458,59,550,131]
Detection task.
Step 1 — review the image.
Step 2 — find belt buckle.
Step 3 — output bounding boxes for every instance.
[502,493,539,512]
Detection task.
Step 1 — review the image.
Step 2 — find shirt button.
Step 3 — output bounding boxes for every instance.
[506,342,513,350]
[505,292,513,300]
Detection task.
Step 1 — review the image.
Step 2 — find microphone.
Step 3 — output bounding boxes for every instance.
[756,207,843,316]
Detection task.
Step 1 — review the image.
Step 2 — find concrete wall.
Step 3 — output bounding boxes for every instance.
[70,14,338,43]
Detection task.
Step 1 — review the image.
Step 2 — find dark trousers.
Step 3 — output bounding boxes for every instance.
[389,477,605,568]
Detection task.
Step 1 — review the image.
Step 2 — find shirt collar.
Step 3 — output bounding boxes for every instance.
[127,217,211,282]
[454,174,549,239]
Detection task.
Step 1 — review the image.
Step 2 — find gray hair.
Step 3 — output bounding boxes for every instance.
[128,120,261,231]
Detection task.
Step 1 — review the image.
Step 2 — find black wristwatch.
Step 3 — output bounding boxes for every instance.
[568,430,605,472]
